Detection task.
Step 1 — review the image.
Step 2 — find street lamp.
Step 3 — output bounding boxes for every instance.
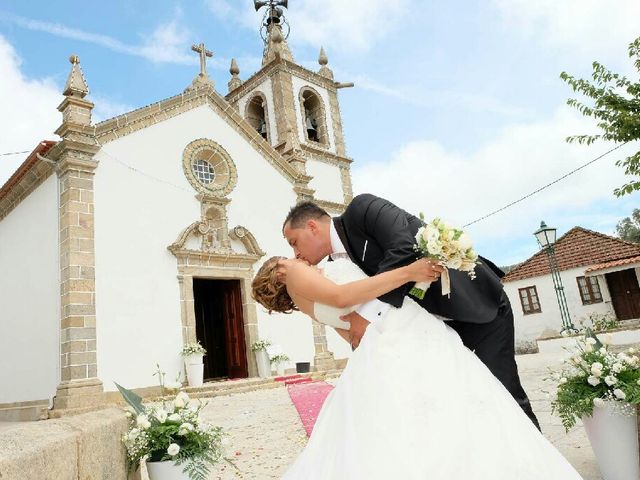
[534,221,576,334]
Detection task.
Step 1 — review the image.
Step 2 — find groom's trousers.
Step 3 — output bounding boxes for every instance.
[447,291,541,431]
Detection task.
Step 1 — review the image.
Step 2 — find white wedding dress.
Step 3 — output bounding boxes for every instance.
[282,258,583,480]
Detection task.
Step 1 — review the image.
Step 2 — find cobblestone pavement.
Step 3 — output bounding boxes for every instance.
[200,384,309,479]
[199,352,602,479]
[517,352,601,480]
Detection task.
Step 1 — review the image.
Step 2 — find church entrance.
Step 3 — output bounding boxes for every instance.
[192,278,248,380]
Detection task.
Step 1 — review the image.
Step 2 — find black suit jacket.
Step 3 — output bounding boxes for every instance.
[333,193,505,324]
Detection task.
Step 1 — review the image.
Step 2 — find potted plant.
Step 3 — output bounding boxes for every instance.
[181,341,206,387]
[270,353,290,376]
[251,339,272,378]
[116,368,228,480]
[550,331,640,480]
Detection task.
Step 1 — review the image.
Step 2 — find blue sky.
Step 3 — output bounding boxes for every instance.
[1,0,639,266]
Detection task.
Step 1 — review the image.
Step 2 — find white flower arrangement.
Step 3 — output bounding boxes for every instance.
[180,341,207,357]
[250,339,272,352]
[550,331,640,430]
[117,365,230,480]
[270,353,290,365]
[411,215,479,299]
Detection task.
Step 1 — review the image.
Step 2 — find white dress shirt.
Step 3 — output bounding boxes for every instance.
[329,221,391,324]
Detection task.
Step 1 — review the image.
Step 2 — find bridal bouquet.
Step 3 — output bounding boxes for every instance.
[550,332,640,430]
[410,215,479,300]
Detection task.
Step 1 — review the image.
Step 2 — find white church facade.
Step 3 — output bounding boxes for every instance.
[0,14,355,417]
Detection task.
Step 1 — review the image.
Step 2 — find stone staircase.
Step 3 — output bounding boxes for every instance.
[44,368,345,419]
[183,369,344,400]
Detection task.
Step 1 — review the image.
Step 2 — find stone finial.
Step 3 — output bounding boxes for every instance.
[228,58,243,92]
[56,53,96,131]
[262,24,295,66]
[318,47,328,66]
[230,58,240,75]
[272,26,283,44]
[318,47,334,80]
[63,54,90,98]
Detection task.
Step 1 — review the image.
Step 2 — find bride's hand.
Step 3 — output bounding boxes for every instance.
[405,258,444,283]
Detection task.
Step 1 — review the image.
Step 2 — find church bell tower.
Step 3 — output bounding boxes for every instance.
[224,0,354,204]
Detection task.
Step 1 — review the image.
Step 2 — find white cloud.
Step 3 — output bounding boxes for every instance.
[207,0,411,52]
[350,73,530,117]
[493,0,640,62]
[92,96,135,124]
[351,106,639,263]
[2,11,256,74]
[138,18,196,65]
[0,35,60,186]
[0,36,136,187]
[2,13,197,65]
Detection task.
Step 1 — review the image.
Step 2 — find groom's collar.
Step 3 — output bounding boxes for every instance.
[329,218,346,257]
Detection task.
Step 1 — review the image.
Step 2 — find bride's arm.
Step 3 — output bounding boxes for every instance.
[334,328,350,344]
[285,260,433,309]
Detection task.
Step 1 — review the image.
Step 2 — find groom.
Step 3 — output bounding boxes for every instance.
[281,193,540,429]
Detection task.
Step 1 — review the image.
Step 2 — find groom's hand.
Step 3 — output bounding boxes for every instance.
[341,312,370,349]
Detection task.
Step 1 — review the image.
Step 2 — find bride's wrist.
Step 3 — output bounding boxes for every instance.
[401,267,413,283]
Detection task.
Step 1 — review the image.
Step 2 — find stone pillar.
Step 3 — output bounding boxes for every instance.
[340,166,354,204]
[312,320,336,371]
[271,71,300,148]
[178,273,197,344]
[53,55,103,410]
[328,89,347,157]
[54,155,103,409]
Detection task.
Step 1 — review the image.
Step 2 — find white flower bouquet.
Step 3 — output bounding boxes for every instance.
[116,367,228,480]
[270,353,290,365]
[550,332,640,430]
[410,215,479,300]
[180,341,207,357]
[250,339,272,352]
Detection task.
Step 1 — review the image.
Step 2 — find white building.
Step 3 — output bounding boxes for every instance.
[0,18,355,418]
[503,227,640,349]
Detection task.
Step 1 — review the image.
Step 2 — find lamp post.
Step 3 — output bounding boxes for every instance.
[534,221,576,334]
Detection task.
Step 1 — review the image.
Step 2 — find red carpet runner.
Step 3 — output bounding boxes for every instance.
[286,381,335,436]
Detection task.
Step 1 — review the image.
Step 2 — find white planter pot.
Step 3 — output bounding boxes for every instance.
[184,353,204,366]
[185,363,204,387]
[254,350,271,378]
[275,363,285,376]
[146,460,189,480]
[582,400,640,480]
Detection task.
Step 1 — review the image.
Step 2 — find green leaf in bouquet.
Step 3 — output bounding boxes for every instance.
[583,327,604,350]
[115,382,145,415]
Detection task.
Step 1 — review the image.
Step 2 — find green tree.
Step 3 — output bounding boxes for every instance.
[560,36,640,197]
[616,208,640,243]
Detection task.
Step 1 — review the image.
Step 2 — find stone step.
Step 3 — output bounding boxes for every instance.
[47,404,109,419]
[0,402,49,422]
[180,369,343,399]
[48,368,346,417]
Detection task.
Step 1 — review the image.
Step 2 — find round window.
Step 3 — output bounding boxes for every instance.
[182,139,238,197]
[192,158,215,184]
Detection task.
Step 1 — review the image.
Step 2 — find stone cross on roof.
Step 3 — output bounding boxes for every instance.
[192,43,213,77]
[186,42,215,91]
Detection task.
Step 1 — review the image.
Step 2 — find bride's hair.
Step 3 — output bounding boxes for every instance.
[252,256,298,314]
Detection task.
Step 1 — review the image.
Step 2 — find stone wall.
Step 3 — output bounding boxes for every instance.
[0,408,129,479]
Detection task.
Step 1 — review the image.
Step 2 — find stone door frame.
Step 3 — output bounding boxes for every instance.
[174,252,262,377]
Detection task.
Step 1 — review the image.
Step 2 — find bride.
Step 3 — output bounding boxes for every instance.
[251,256,583,480]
